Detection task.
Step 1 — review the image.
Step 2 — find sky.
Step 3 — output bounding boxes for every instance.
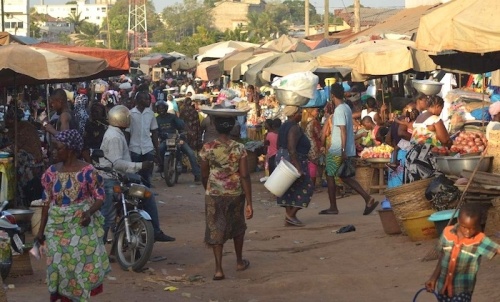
[35,0,406,14]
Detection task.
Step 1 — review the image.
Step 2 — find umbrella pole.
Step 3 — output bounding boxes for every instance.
[13,86,18,208]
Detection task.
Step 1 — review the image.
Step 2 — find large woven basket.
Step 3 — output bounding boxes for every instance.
[384,178,433,234]
[485,199,500,244]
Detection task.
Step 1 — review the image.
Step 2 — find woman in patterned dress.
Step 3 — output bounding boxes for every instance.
[34,129,110,301]
[301,108,322,191]
[180,97,202,151]
[276,105,313,227]
[199,116,253,281]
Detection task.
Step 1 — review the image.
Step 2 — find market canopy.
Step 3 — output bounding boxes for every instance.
[230,51,280,80]
[317,39,437,81]
[171,57,197,71]
[261,60,351,82]
[195,60,222,81]
[0,32,38,45]
[218,47,277,73]
[139,53,177,67]
[261,35,300,53]
[415,0,500,73]
[416,0,500,54]
[198,40,260,56]
[35,42,129,78]
[244,52,313,86]
[0,44,108,85]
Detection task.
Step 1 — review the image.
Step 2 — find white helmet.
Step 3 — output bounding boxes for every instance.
[108,105,130,128]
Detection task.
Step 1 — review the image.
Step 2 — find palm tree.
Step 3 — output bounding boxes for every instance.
[65,11,86,34]
[74,23,102,46]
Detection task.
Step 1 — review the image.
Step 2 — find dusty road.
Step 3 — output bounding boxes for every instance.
[6,171,500,302]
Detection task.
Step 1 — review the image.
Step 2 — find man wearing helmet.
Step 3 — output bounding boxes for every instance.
[156,101,201,181]
[100,105,175,242]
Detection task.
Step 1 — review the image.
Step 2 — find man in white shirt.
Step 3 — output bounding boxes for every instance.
[100,105,174,242]
[127,91,160,188]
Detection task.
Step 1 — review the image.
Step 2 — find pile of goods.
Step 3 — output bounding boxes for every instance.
[450,131,487,154]
[431,131,487,156]
[360,144,394,159]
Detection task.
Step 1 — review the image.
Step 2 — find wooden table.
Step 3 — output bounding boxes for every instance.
[366,159,390,194]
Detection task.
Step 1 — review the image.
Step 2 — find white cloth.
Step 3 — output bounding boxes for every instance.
[186,85,195,95]
[99,125,141,178]
[361,109,377,121]
[127,107,158,155]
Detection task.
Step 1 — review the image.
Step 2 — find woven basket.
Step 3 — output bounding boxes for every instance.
[355,166,377,193]
[485,200,500,244]
[486,130,500,173]
[9,253,33,277]
[384,178,433,234]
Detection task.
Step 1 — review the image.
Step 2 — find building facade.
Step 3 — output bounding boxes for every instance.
[211,0,265,32]
[0,0,29,36]
[33,0,111,29]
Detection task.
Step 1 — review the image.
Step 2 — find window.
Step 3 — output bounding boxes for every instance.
[102,7,106,12]
[85,17,89,19]
[97,16,100,20]
[17,22,23,29]
[97,7,100,11]
[4,22,10,29]
[71,8,76,12]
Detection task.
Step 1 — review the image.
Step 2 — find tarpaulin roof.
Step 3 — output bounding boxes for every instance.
[35,42,130,78]
[0,32,39,45]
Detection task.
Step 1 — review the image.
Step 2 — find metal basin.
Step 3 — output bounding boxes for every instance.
[435,156,493,176]
[412,80,443,95]
[5,209,34,224]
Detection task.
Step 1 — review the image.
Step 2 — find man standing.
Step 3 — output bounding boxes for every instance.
[127,91,159,188]
[100,105,175,242]
[319,83,379,216]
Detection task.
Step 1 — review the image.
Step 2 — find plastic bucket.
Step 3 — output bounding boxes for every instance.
[428,209,459,236]
[264,159,300,197]
[30,207,43,236]
[402,209,438,241]
[377,209,402,235]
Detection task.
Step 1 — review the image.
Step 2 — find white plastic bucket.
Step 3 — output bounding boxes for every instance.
[264,159,301,197]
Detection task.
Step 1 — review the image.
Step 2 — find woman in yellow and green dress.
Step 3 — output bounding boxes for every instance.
[35,129,109,301]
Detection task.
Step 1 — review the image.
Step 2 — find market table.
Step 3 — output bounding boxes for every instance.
[366,158,390,194]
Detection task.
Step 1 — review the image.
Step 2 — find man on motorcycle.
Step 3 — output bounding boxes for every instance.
[100,105,175,243]
[156,101,201,182]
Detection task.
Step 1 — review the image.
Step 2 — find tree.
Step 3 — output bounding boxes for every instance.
[65,11,86,34]
[29,7,47,38]
[245,2,289,42]
[160,0,214,42]
[223,24,260,43]
[282,0,321,25]
[74,22,103,47]
[152,25,220,57]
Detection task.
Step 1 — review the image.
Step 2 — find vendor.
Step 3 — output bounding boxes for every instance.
[486,102,500,140]
[405,96,452,183]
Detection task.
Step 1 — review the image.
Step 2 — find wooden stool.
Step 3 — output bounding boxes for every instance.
[369,162,387,194]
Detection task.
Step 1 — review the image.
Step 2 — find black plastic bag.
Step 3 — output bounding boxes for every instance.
[336,158,356,179]
[425,175,460,211]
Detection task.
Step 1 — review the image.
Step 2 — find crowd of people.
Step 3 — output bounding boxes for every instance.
[2,69,499,301]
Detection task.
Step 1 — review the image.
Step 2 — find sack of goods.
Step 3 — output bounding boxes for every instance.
[272,71,319,106]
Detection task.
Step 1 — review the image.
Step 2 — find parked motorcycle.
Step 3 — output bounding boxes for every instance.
[92,149,155,272]
[0,201,30,280]
[161,133,184,187]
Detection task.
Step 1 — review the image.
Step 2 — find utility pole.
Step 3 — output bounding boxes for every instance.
[353,0,360,33]
[304,0,309,37]
[1,0,5,32]
[323,0,329,38]
[128,0,148,55]
[106,1,111,49]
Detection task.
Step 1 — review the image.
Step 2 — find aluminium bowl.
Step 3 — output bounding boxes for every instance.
[274,89,310,106]
[412,80,444,95]
[435,156,493,177]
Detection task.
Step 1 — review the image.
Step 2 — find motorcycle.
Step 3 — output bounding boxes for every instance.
[92,149,155,272]
[161,133,184,187]
[0,201,27,280]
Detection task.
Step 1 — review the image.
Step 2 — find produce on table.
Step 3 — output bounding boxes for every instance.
[450,131,487,154]
[360,144,394,159]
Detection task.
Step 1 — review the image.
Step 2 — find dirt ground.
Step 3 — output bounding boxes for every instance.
[6,171,500,302]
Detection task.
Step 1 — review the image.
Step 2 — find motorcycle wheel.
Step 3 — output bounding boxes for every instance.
[164,156,177,187]
[115,213,154,272]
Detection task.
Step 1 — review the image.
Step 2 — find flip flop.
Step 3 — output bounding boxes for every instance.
[236,259,250,272]
[363,200,379,215]
[318,209,339,215]
[285,217,305,227]
[213,274,225,281]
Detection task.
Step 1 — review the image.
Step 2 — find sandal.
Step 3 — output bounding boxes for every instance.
[285,217,305,227]
[213,274,225,281]
[236,259,250,272]
[363,199,379,215]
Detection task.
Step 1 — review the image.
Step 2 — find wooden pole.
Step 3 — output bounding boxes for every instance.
[324,0,329,38]
[353,0,360,33]
[305,0,310,37]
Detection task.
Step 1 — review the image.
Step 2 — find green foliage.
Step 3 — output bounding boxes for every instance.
[282,0,321,25]
[152,25,220,57]
[246,4,289,42]
[65,11,86,34]
[74,23,103,47]
[159,0,214,42]
[29,7,46,38]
